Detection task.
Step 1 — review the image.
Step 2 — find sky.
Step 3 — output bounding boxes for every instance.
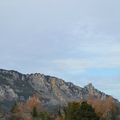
[0,0,120,99]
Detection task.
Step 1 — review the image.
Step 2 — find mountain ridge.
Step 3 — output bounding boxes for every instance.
[0,68,120,120]
[0,69,117,105]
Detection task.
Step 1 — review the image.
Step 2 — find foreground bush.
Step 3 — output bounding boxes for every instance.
[56,101,99,120]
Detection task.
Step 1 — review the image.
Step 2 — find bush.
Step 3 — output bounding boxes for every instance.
[31,107,38,118]
[57,101,99,120]
[10,102,18,113]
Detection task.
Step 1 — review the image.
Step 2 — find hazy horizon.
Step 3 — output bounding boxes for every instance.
[0,0,120,100]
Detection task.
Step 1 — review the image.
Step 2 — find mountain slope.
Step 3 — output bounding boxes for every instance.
[0,69,112,108]
[0,69,120,120]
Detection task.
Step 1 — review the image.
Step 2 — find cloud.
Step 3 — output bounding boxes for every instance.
[53,56,120,71]
[58,17,120,70]
[52,22,120,72]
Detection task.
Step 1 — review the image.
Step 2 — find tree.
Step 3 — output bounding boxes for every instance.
[55,107,64,120]
[64,102,80,120]
[39,111,51,120]
[77,101,99,120]
[31,106,38,118]
[63,101,99,120]
[10,102,18,113]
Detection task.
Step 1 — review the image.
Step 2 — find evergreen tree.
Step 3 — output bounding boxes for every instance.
[31,106,38,118]
[77,101,99,120]
[39,111,51,120]
[10,101,18,113]
[63,101,99,120]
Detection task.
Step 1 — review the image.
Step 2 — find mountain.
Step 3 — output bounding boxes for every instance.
[0,69,110,108]
[0,69,120,119]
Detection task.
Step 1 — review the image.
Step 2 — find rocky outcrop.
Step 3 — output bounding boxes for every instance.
[0,69,117,107]
[0,85,18,101]
[0,69,119,119]
[0,110,8,120]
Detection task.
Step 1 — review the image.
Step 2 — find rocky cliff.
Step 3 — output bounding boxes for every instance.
[0,69,119,119]
[0,69,111,108]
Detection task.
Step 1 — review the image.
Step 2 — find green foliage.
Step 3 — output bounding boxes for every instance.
[55,107,64,120]
[39,112,45,120]
[78,101,99,120]
[39,112,46,120]
[63,101,99,120]
[39,111,51,120]
[64,102,80,120]
[10,101,18,113]
[31,108,51,120]
[31,107,38,118]
[32,107,51,120]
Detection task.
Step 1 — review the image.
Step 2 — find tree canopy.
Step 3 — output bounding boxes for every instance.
[57,101,99,120]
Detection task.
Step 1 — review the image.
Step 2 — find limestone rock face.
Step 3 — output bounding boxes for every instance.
[0,69,119,120]
[0,110,8,120]
[84,83,107,100]
[0,85,18,101]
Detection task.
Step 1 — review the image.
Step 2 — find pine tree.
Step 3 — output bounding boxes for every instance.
[10,102,18,113]
[78,101,99,120]
[31,106,38,118]
[63,101,99,120]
